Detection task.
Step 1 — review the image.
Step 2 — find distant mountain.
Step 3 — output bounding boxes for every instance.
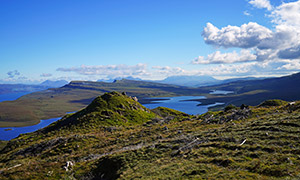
[0,80,69,95]
[0,84,46,95]
[155,76,266,87]
[97,76,142,83]
[158,75,219,87]
[40,80,69,87]
[220,77,266,84]
[96,76,267,87]
[200,72,300,106]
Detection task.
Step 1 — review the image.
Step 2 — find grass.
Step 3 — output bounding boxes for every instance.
[1,92,300,179]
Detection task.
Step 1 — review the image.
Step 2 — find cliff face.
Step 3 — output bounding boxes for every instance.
[1,93,300,179]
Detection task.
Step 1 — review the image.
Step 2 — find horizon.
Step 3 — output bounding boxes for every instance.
[1,0,300,84]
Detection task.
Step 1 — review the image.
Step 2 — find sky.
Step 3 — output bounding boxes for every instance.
[1,0,300,84]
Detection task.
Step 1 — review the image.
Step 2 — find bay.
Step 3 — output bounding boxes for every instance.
[0,117,60,141]
[143,96,223,115]
[0,92,31,103]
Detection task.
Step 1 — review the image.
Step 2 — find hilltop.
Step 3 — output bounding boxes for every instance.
[0,80,205,127]
[1,92,300,179]
[1,72,300,127]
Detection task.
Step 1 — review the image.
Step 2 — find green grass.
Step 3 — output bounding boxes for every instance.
[1,92,300,179]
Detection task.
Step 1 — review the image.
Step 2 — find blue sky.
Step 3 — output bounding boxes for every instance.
[1,0,300,83]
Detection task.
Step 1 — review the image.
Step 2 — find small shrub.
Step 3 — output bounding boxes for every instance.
[224,104,237,112]
[258,99,287,107]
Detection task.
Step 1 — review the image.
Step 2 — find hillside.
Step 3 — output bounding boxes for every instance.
[199,72,300,107]
[1,93,300,179]
[0,80,205,127]
[1,72,300,127]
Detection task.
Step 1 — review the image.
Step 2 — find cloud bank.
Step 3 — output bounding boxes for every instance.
[193,0,300,76]
[249,0,273,10]
[192,49,257,64]
[57,64,150,79]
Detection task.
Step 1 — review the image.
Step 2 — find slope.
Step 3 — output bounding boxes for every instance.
[200,72,300,107]
[1,93,300,179]
[0,80,205,127]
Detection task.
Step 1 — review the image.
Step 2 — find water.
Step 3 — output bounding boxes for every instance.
[0,92,31,102]
[0,95,224,141]
[143,96,224,115]
[209,90,234,95]
[0,117,60,141]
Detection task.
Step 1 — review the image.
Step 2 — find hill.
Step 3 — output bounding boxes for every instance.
[97,76,142,83]
[1,92,300,179]
[1,72,300,127]
[0,80,206,127]
[199,72,300,107]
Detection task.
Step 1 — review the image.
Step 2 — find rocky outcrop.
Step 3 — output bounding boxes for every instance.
[201,108,252,124]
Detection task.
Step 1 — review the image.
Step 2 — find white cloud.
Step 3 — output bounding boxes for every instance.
[194,0,300,73]
[152,66,185,75]
[243,11,251,16]
[271,0,300,27]
[202,22,272,48]
[277,59,300,70]
[57,64,149,78]
[192,49,257,64]
[249,0,273,11]
[7,70,21,78]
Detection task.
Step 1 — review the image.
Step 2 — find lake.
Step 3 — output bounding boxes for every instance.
[0,117,60,141]
[0,92,31,102]
[0,95,223,141]
[209,90,234,95]
[143,96,224,115]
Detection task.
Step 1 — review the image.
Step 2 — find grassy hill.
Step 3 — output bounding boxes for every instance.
[199,72,300,107]
[1,72,300,127]
[1,92,300,179]
[0,80,206,127]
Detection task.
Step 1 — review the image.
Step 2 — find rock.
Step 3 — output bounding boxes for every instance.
[289,102,296,105]
[63,161,74,171]
[239,139,247,146]
[131,96,138,102]
[240,104,249,109]
[163,126,168,131]
[14,137,68,157]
